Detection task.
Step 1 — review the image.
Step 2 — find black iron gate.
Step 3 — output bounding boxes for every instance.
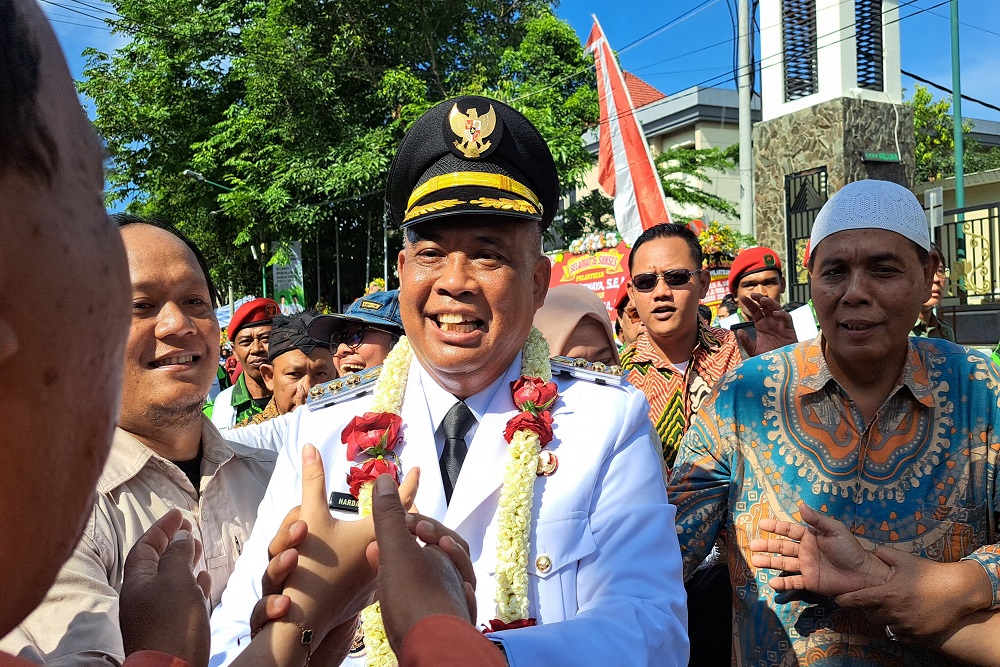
[785,167,829,303]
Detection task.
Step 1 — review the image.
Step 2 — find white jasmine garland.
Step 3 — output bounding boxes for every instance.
[351,328,553,666]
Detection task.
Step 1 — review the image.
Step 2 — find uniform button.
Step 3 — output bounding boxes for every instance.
[535,555,552,573]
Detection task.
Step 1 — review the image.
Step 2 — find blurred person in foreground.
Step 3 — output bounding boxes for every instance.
[533,284,618,365]
[211,95,687,667]
[234,312,335,427]
[0,0,177,663]
[1,217,278,664]
[912,243,955,342]
[210,298,278,428]
[670,179,1000,665]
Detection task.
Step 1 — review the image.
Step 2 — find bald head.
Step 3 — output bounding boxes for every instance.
[0,0,129,635]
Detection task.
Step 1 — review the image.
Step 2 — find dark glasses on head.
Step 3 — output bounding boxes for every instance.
[631,269,700,292]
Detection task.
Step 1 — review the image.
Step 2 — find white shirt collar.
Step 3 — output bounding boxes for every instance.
[416,356,516,435]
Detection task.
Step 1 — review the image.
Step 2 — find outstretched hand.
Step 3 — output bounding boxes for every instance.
[737,293,797,356]
[368,474,477,654]
[279,446,420,641]
[749,502,890,597]
[120,509,211,667]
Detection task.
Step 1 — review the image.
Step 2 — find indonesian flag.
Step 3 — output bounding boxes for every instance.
[586,17,671,245]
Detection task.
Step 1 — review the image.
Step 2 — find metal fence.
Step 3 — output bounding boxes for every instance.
[935,202,1000,304]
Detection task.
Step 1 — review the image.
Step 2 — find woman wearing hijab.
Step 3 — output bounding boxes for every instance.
[534,284,619,365]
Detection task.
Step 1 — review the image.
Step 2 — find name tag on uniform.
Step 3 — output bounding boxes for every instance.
[329,491,359,513]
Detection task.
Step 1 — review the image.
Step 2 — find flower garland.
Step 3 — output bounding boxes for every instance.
[340,329,556,666]
[568,230,620,255]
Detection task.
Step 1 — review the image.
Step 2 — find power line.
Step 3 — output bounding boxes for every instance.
[902,69,1000,115]
[618,0,725,54]
[587,0,951,130]
[37,0,111,24]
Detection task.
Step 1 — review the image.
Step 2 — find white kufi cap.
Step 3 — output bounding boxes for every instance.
[810,179,929,252]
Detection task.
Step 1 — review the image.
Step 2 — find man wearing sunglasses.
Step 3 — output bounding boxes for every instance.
[307,289,404,376]
[620,224,743,471]
[619,223,743,667]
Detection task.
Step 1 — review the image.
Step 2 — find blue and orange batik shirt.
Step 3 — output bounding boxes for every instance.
[670,335,1000,666]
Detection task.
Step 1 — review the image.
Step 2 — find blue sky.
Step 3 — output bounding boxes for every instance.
[45,0,1000,123]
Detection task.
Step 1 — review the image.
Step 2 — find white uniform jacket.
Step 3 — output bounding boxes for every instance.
[210,384,237,430]
[212,357,689,667]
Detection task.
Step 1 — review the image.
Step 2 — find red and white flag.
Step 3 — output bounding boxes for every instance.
[585,16,671,245]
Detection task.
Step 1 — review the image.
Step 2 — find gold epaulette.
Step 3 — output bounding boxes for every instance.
[306,366,383,411]
[549,356,625,386]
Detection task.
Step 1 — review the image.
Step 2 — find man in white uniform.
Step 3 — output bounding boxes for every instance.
[212,96,688,666]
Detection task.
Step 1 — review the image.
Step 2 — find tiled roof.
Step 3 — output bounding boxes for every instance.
[624,72,667,108]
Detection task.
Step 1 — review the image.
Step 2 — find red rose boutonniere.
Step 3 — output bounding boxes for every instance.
[342,412,403,460]
[346,457,399,497]
[510,377,558,414]
[503,410,554,445]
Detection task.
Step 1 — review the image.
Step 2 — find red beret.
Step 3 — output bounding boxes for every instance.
[728,247,782,295]
[613,280,631,311]
[228,298,279,341]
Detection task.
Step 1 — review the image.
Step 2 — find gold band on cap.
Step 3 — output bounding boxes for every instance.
[406,172,542,212]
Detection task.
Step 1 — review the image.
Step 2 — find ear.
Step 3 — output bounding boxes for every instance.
[397,249,406,280]
[260,363,275,392]
[780,274,787,293]
[922,252,939,301]
[697,270,711,300]
[531,255,551,310]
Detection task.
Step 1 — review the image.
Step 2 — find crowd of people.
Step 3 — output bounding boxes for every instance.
[4,2,999,667]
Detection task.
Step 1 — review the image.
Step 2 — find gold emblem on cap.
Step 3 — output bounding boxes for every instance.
[449,104,497,159]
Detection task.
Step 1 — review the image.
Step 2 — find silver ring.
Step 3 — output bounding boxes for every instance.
[885,625,899,641]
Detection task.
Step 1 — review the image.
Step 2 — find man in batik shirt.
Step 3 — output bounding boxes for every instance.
[670,179,1000,666]
[620,223,743,469]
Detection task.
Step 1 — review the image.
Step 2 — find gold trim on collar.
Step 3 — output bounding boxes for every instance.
[406,172,541,212]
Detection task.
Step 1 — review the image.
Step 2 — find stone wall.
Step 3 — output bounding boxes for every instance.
[752,97,915,261]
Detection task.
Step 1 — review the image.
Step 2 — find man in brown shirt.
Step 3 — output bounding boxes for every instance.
[1,218,276,665]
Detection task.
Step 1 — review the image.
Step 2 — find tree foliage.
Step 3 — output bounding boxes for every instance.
[907,84,1000,183]
[81,0,598,305]
[561,143,739,242]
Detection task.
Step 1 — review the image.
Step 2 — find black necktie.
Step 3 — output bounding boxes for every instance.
[440,401,475,504]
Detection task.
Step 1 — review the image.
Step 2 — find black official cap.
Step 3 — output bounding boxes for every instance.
[386,96,559,229]
[267,312,323,363]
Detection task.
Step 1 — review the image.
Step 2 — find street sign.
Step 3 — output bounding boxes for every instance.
[860,151,901,163]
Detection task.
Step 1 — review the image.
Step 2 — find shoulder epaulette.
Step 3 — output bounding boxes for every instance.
[549,356,625,386]
[307,366,383,411]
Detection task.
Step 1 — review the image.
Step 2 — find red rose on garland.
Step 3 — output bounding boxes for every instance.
[482,618,537,633]
[511,377,558,414]
[503,410,553,445]
[347,458,399,497]
[342,412,403,460]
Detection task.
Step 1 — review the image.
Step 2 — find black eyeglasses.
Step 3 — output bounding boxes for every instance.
[631,269,701,292]
[329,324,397,351]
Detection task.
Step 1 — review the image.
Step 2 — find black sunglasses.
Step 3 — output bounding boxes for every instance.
[631,269,701,292]
[329,323,397,351]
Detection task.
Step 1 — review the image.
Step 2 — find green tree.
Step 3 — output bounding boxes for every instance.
[908,84,1000,183]
[81,1,596,305]
[561,143,739,244]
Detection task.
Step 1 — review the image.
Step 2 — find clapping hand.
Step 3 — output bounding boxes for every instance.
[119,509,211,667]
[737,293,797,356]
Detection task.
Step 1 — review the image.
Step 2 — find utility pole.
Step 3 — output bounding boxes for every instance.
[950,0,965,210]
[737,0,754,237]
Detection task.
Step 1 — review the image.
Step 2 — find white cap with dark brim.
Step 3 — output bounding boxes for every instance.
[810,179,930,253]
